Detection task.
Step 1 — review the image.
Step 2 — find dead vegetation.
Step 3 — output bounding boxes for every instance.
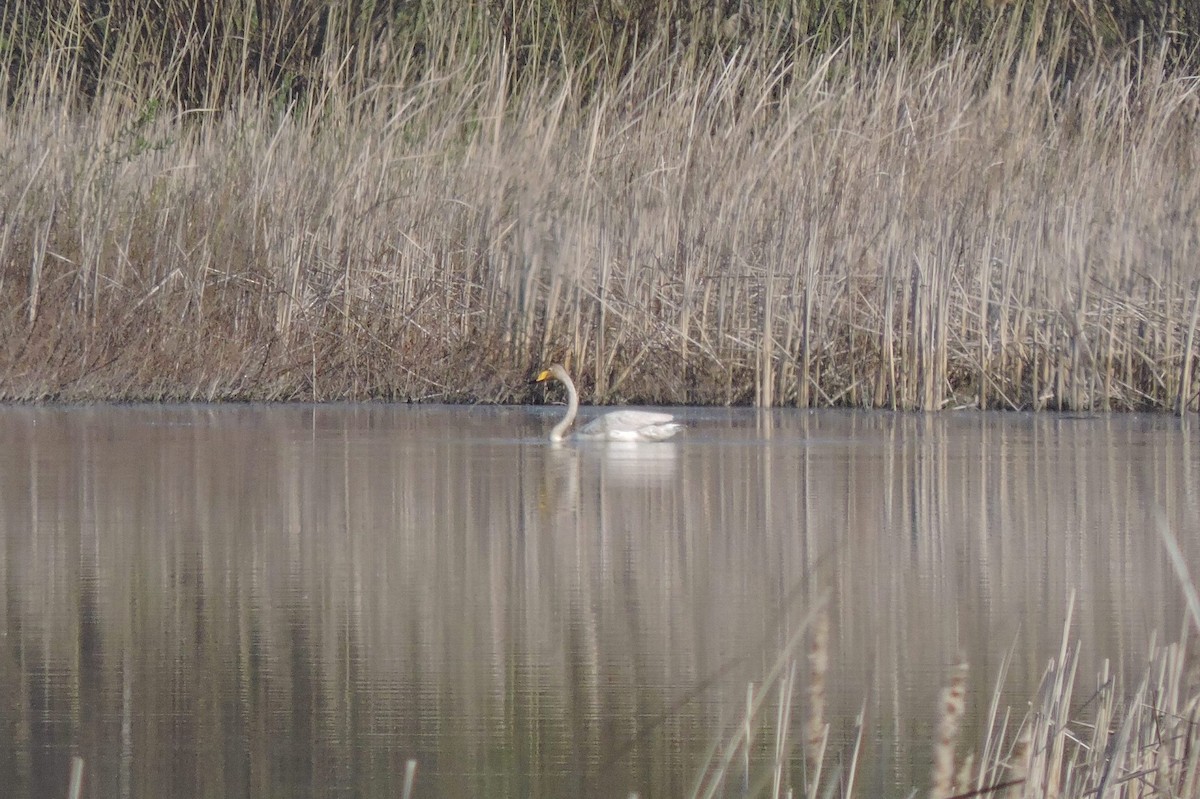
[695,596,1200,799]
[1,2,1199,409]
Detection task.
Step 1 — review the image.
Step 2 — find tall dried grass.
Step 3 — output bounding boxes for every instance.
[696,503,1200,797]
[1,2,1199,409]
[930,659,969,799]
[699,607,1200,798]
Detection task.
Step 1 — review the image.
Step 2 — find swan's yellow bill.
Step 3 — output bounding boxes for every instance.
[535,369,554,382]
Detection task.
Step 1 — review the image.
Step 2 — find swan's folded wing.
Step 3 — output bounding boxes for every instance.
[577,410,681,441]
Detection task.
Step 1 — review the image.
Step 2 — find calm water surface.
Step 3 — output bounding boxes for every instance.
[0,405,1196,797]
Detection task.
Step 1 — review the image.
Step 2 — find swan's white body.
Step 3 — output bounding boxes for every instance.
[535,364,682,443]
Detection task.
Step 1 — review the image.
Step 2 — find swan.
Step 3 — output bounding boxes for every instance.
[534,364,683,443]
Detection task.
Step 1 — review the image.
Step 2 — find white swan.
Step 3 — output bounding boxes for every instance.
[534,364,682,443]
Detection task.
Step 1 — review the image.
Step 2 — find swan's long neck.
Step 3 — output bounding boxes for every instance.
[550,371,579,442]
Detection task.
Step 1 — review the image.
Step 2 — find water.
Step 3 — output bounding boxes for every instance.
[0,405,1196,797]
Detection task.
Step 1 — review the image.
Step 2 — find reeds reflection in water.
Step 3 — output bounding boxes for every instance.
[0,406,1195,797]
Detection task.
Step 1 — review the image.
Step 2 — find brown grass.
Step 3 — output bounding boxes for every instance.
[701,613,1200,798]
[803,606,829,796]
[930,659,969,799]
[1,4,1199,409]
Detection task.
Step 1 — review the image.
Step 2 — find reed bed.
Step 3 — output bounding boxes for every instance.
[1,2,1199,409]
[703,505,1200,797]
[699,604,1200,798]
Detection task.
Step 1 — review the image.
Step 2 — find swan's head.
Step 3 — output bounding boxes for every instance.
[534,364,568,384]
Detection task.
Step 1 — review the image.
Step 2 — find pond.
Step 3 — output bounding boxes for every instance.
[0,405,1196,797]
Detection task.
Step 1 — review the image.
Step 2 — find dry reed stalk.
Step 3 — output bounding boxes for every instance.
[692,599,825,799]
[1045,622,1081,799]
[401,758,417,799]
[1179,282,1200,415]
[974,640,1017,794]
[1182,690,1200,798]
[929,658,969,799]
[67,756,84,799]
[844,703,865,799]
[1087,659,1115,787]
[772,660,797,799]
[803,606,829,791]
[1004,725,1032,799]
[744,681,754,790]
[954,752,974,796]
